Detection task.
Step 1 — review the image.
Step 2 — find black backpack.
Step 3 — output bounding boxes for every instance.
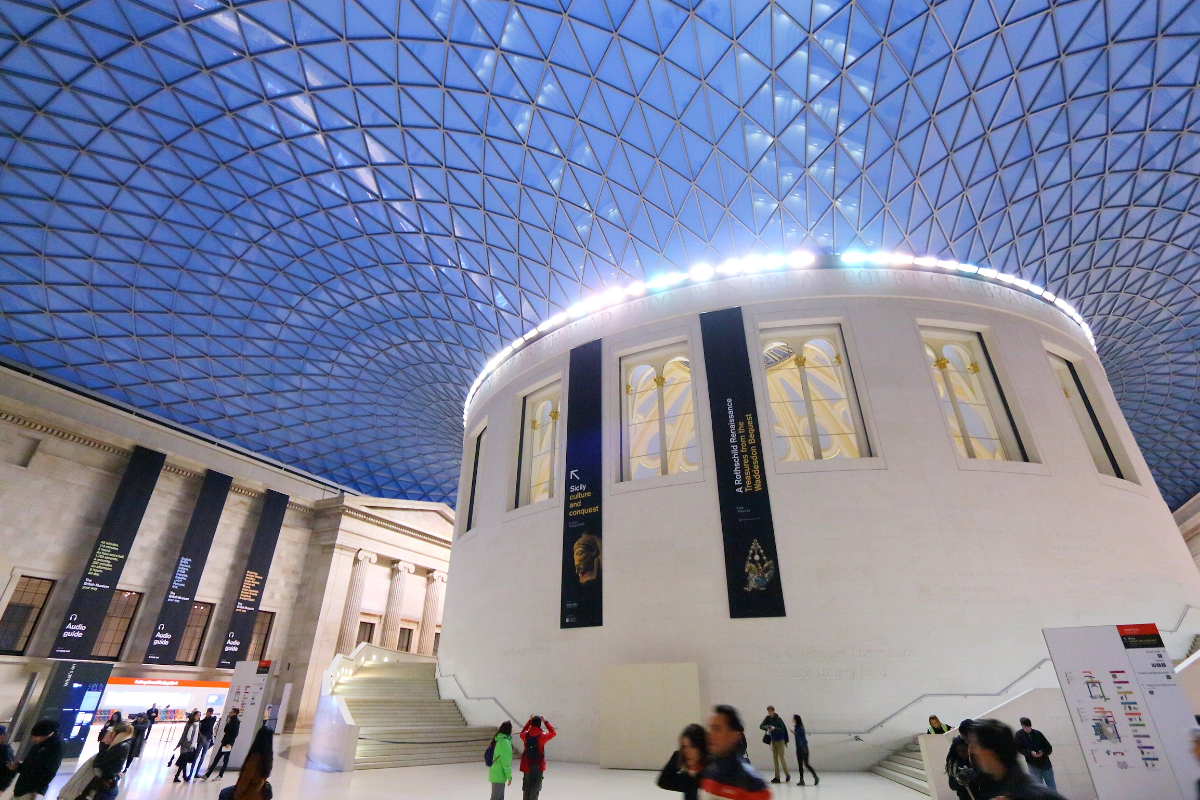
[525,733,541,763]
[484,739,496,767]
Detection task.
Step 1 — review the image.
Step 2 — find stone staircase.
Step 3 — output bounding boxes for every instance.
[331,660,496,769]
[870,737,930,795]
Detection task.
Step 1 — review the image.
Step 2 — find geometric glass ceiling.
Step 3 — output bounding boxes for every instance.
[1,0,1198,507]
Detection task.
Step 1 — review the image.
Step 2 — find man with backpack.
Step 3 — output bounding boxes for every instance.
[518,715,556,800]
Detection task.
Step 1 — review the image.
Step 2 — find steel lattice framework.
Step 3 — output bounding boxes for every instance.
[1,0,1198,506]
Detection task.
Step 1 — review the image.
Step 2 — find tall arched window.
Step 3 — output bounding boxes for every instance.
[920,327,1025,461]
[762,325,869,461]
[1047,352,1127,480]
[515,381,561,507]
[621,344,699,481]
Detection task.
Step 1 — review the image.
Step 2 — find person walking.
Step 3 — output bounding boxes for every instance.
[230,727,273,800]
[928,715,953,735]
[486,721,513,800]
[758,706,789,784]
[1014,717,1056,790]
[194,709,218,777]
[945,721,978,800]
[517,716,555,800]
[656,724,707,800]
[144,705,159,741]
[13,720,63,800]
[701,705,770,800]
[967,718,1066,800]
[125,715,147,772]
[96,712,121,754]
[173,711,200,782]
[791,714,818,786]
[92,722,134,800]
[201,708,240,780]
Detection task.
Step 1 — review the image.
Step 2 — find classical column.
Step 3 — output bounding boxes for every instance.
[415,570,447,656]
[335,549,377,655]
[380,560,416,651]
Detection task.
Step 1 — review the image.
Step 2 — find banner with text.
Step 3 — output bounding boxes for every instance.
[144,469,233,664]
[216,490,288,667]
[560,338,603,628]
[699,307,786,618]
[51,446,166,658]
[1044,623,1200,800]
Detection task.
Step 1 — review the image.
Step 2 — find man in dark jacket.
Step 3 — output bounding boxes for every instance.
[144,704,159,740]
[194,708,218,777]
[200,708,239,780]
[124,715,148,771]
[701,705,770,800]
[758,706,789,784]
[0,725,16,792]
[13,720,62,800]
[968,718,1066,800]
[1014,717,1055,790]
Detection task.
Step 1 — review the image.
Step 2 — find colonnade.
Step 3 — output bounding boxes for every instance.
[335,548,446,657]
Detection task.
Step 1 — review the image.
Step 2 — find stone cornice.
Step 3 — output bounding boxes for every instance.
[318,505,452,550]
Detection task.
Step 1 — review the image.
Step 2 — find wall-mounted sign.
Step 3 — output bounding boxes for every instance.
[560,339,603,629]
[24,661,113,758]
[1044,623,1200,799]
[699,307,786,618]
[51,446,166,658]
[144,469,233,664]
[216,490,288,667]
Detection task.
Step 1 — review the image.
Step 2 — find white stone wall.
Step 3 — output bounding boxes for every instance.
[441,268,1200,771]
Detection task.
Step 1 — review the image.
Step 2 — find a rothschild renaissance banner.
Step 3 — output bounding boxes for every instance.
[699,307,787,618]
[560,338,603,628]
[51,445,166,658]
[216,489,288,667]
[144,469,233,664]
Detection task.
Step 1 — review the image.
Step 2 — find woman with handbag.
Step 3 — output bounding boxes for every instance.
[172,712,199,783]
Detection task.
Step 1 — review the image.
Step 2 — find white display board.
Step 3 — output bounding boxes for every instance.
[219,660,272,769]
[1044,624,1200,800]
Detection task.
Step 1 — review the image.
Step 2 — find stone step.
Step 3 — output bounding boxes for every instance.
[883,757,926,780]
[890,753,925,770]
[353,751,481,769]
[871,765,931,796]
[358,726,494,741]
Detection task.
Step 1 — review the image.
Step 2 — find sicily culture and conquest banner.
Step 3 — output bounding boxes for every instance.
[560,339,603,628]
[216,490,288,667]
[699,307,786,618]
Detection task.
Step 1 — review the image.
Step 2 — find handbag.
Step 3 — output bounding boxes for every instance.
[762,733,771,745]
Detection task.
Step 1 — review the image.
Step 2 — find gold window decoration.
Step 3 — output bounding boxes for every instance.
[516,381,562,507]
[620,343,699,481]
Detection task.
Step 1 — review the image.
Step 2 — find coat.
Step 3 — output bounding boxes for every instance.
[177,723,199,754]
[128,722,147,758]
[14,734,63,797]
[656,751,701,800]
[219,716,241,747]
[0,741,16,791]
[517,721,556,774]
[486,733,512,784]
[94,734,131,781]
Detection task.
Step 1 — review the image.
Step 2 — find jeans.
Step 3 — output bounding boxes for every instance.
[205,749,231,778]
[194,737,213,776]
[521,770,543,800]
[489,782,506,800]
[770,739,789,779]
[95,786,119,800]
[795,745,818,784]
[1028,765,1056,789]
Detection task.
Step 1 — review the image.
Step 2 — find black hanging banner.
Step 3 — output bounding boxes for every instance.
[699,307,786,618]
[51,445,166,658]
[216,490,288,667]
[560,338,603,629]
[144,469,233,664]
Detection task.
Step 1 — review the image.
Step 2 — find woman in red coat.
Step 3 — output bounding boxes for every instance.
[517,716,556,800]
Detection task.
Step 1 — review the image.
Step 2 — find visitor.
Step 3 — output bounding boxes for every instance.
[1015,717,1055,790]
[656,723,707,800]
[486,721,513,800]
[967,718,1066,800]
[928,715,953,735]
[194,708,218,776]
[228,726,273,800]
[172,711,199,782]
[758,706,789,784]
[945,721,977,800]
[701,705,770,800]
[13,720,62,800]
[92,721,134,800]
[145,704,159,740]
[125,715,147,771]
[518,715,555,800]
[0,726,15,793]
[96,712,121,754]
[201,708,240,780]
[791,714,818,786]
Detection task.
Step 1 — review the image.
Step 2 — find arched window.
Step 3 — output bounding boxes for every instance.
[621,344,699,481]
[920,327,1025,461]
[515,381,561,507]
[1047,352,1128,480]
[762,325,869,461]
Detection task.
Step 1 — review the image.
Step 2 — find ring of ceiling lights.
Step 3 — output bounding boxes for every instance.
[463,249,1095,421]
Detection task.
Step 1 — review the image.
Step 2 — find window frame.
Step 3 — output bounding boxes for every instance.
[619,340,701,482]
[464,425,486,531]
[513,379,563,509]
[174,600,214,666]
[1045,349,1134,483]
[246,610,274,662]
[90,590,143,661]
[0,576,56,656]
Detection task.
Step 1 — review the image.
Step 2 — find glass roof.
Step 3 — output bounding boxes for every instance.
[1,0,1197,507]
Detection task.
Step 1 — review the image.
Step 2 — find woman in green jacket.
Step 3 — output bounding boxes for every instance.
[488,721,513,799]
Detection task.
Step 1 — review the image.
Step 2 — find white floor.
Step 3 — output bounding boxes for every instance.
[43,732,923,800]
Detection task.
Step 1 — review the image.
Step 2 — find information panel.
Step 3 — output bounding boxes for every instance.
[216,490,288,667]
[560,339,603,629]
[699,307,786,618]
[24,661,113,758]
[1044,623,1200,800]
[144,469,233,664]
[51,445,166,658]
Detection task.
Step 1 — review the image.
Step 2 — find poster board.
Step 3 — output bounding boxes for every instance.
[219,660,272,769]
[1044,624,1200,800]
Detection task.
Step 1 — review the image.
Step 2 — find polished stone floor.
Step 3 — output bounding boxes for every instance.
[45,729,923,800]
